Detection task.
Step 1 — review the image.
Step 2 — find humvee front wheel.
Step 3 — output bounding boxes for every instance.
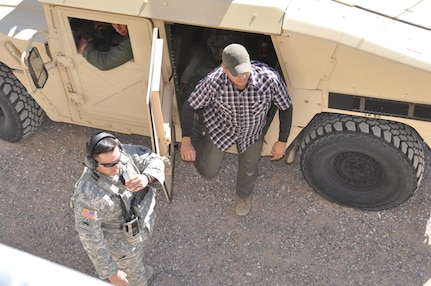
[0,63,45,142]
[299,114,424,210]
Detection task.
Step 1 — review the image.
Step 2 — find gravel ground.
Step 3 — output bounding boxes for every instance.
[1,118,431,285]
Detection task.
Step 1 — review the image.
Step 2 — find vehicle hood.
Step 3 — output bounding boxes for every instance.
[0,0,47,41]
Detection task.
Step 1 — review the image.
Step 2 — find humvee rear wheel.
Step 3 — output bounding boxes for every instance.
[0,63,45,142]
[299,114,425,210]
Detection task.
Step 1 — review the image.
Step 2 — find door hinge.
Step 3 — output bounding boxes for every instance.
[57,55,74,68]
[66,83,84,104]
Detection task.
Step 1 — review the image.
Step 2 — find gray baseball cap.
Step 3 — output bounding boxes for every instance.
[222,43,251,76]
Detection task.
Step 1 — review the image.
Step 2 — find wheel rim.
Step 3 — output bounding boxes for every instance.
[332,151,383,191]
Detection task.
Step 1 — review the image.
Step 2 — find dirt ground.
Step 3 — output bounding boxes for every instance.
[1,118,431,285]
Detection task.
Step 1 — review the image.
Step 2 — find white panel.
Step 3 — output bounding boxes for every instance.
[284,0,349,42]
[398,1,431,29]
[284,0,431,72]
[335,0,419,17]
[334,0,431,29]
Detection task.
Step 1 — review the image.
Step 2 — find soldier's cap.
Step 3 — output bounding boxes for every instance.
[222,43,251,76]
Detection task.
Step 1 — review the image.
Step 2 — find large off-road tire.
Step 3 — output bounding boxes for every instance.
[299,113,425,210]
[0,63,45,142]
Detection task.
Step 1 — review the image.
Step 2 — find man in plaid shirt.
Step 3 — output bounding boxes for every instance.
[181,43,292,216]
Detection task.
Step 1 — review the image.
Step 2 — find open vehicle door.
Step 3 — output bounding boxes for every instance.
[146,27,175,203]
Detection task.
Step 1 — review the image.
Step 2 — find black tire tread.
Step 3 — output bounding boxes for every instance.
[299,113,425,210]
[0,62,45,142]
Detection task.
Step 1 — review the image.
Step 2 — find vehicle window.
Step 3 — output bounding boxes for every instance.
[69,18,126,52]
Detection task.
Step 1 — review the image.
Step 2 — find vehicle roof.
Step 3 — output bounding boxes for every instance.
[38,0,431,33]
[39,0,290,34]
[38,0,430,72]
[2,0,429,72]
[284,0,431,72]
[336,0,431,30]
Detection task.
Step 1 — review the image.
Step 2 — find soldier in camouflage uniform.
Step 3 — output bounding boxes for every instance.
[71,132,164,286]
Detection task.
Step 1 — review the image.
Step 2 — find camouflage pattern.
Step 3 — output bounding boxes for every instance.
[70,144,164,285]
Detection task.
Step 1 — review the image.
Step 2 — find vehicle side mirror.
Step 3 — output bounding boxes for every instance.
[27,47,48,89]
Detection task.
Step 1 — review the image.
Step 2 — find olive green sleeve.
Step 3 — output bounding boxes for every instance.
[82,35,133,71]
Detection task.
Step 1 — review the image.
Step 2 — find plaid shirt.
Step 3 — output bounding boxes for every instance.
[188,61,291,153]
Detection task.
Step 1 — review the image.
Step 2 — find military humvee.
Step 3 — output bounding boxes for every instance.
[1,0,430,210]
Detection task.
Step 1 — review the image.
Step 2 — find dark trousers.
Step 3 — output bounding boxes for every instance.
[193,130,263,198]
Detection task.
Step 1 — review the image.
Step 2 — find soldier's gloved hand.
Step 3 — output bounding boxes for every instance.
[109,270,128,286]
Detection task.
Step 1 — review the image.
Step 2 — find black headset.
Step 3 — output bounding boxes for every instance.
[84,132,123,170]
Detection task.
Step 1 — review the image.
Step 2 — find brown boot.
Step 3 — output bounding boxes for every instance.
[236,197,251,216]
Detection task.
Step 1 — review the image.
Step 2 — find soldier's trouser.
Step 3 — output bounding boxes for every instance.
[195,132,263,198]
[114,229,151,286]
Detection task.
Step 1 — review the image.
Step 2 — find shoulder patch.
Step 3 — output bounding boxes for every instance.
[81,208,97,220]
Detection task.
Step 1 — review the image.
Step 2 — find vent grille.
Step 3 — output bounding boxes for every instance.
[328,92,431,121]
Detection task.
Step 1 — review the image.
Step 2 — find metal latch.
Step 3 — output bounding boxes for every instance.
[66,83,84,104]
[56,55,74,68]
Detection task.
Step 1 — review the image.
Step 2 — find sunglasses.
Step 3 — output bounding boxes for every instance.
[98,157,121,168]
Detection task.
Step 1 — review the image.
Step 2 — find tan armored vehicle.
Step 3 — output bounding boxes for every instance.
[1,0,430,210]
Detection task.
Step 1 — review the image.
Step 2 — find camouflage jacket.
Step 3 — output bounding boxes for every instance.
[70,144,164,279]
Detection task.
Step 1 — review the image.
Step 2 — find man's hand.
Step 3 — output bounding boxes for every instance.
[270,141,287,161]
[78,38,89,53]
[180,137,196,162]
[109,270,128,286]
[125,174,150,192]
[424,211,431,245]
